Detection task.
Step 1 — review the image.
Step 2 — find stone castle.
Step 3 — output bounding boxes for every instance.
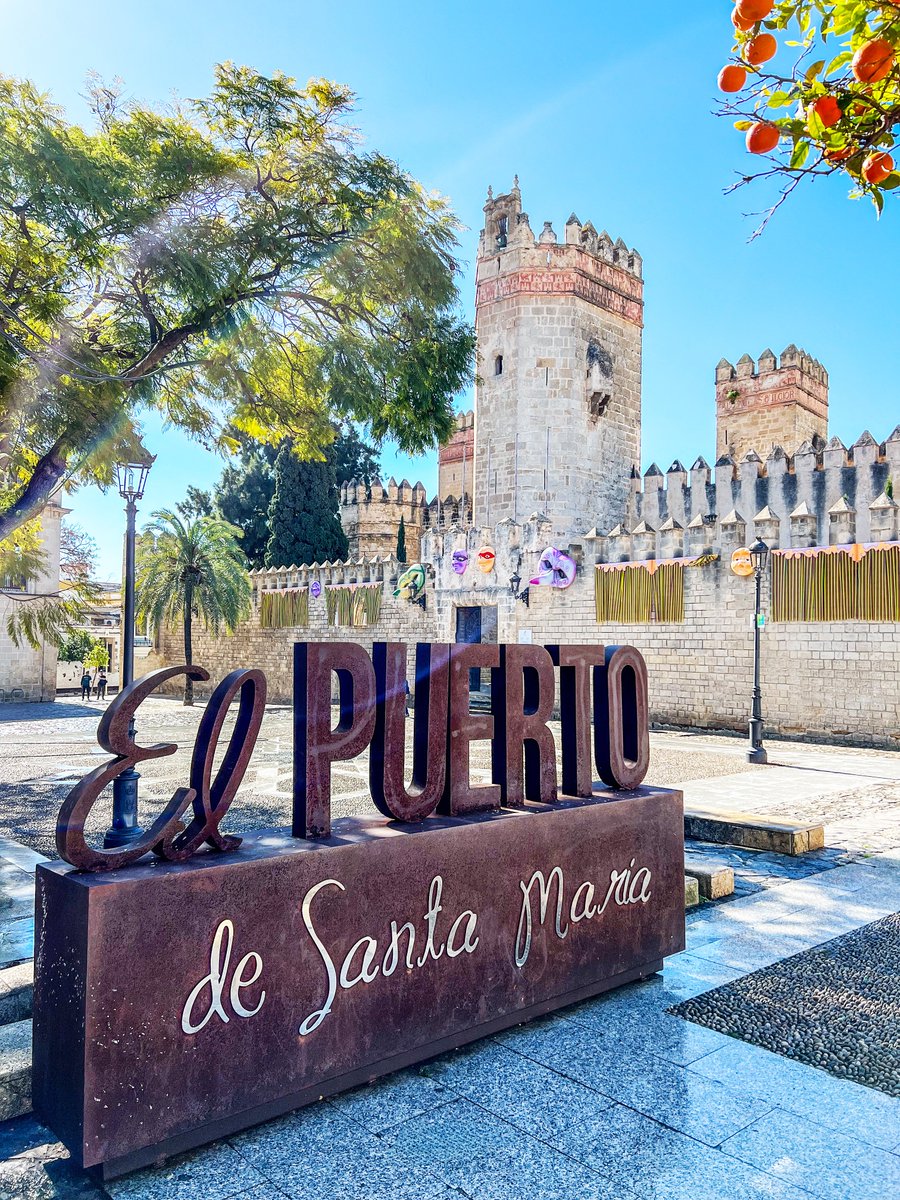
[144,181,900,746]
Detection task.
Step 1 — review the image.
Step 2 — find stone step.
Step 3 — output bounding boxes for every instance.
[683,808,825,856]
[0,1018,32,1120]
[684,855,735,900]
[684,875,700,909]
[0,961,33,1024]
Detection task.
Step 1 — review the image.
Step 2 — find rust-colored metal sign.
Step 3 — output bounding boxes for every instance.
[34,789,684,1179]
[35,639,683,1180]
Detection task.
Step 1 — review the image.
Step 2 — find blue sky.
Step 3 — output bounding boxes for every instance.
[5,0,898,577]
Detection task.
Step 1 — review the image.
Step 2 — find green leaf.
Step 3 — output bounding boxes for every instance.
[790,140,811,169]
[873,188,885,215]
[826,51,853,73]
[879,172,900,190]
[734,120,753,131]
[805,60,826,83]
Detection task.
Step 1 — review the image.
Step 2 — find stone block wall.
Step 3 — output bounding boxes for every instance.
[145,517,900,748]
[0,501,64,703]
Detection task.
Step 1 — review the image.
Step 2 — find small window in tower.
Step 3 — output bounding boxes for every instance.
[589,392,611,419]
[494,354,504,376]
[496,215,508,249]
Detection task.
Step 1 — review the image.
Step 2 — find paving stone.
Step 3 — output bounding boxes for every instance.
[689,1038,900,1152]
[683,855,735,899]
[420,1040,616,1143]
[0,919,33,971]
[498,1018,773,1146]
[683,808,825,855]
[105,1141,268,1200]
[327,1068,454,1131]
[721,1108,900,1200]
[553,1101,816,1200]
[683,876,699,908]
[0,1153,106,1199]
[232,1102,447,1200]
[0,1019,32,1121]
[0,962,33,1025]
[434,1137,636,1200]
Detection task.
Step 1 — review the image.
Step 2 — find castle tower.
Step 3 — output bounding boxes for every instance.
[472,180,644,536]
[438,410,475,501]
[715,346,828,462]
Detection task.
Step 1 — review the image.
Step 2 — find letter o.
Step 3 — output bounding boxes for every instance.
[593,646,650,789]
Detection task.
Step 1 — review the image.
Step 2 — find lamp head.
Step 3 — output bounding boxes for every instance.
[115,457,155,503]
[749,538,769,573]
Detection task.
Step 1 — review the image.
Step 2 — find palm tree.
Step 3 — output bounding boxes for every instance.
[136,510,251,705]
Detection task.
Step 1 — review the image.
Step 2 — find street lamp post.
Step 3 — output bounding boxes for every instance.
[747,537,769,765]
[104,458,154,849]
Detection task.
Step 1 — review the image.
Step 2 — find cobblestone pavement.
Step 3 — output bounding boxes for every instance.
[1,700,899,1199]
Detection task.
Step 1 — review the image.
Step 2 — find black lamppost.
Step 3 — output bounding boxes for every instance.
[747,537,769,765]
[104,458,154,848]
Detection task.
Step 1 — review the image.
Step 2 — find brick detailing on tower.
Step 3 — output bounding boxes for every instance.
[715,346,829,463]
[438,411,475,502]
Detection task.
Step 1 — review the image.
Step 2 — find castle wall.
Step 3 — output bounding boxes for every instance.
[145,501,900,748]
[627,427,899,551]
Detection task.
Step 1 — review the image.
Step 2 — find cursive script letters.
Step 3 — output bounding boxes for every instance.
[298,874,479,1037]
[182,919,266,1035]
[515,860,653,968]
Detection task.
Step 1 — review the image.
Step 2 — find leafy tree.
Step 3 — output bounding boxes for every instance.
[58,629,95,662]
[718,2,900,233]
[208,424,377,568]
[0,65,475,543]
[59,522,98,581]
[84,641,109,670]
[265,442,348,567]
[176,487,214,521]
[329,424,381,486]
[1,497,97,647]
[215,439,279,569]
[396,514,407,563]
[136,511,251,704]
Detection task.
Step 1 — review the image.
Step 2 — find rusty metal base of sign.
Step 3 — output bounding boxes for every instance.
[32,787,685,1180]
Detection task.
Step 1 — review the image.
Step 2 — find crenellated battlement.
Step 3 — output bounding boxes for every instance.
[249,554,407,600]
[616,427,900,558]
[715,344,829,462]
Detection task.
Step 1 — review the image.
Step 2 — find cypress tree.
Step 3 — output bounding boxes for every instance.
[265,443,348,567]
[396,514,407,563]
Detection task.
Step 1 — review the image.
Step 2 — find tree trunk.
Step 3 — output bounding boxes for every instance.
[183,590,194,706]
[0,442,68,542]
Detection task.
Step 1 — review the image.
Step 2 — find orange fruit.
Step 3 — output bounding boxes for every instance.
[851,39,896,84]
[732,9,756,32]
[812,95,842,127]
[746,121,780,154]
[718,64,748,92]
[862,151,894,183]
[826,145,853,163]
[745,33,777,66]
[735,0,773,20]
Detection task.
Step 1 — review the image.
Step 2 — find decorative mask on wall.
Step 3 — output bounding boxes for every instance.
[310,580,322,598]
[394,564,426,601]
[476,547,496,574]
[530,546,577,589]
[730,548,754,578]
[451,550,469,576]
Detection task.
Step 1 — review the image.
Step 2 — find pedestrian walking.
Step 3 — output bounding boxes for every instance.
[80,670,91,701]
[96,669,108,700]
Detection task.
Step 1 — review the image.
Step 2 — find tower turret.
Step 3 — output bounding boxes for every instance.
[473,180,643,536]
